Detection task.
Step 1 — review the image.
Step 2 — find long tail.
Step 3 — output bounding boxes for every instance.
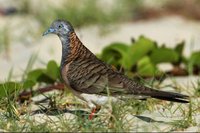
[111,72,189,103]
[140,87,189,103]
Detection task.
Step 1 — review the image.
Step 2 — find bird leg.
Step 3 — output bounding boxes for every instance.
[89,105,101,120]
[79,93,104,120]
[89,108,96,120]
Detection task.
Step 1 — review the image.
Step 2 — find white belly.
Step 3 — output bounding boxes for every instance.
[80,93,118,109]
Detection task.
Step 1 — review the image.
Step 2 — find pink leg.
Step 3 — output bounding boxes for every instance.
[88,105,101,120]
[89,108,96,120]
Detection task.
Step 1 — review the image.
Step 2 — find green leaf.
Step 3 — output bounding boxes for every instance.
[27,69,45,82]
[188,51,200,74]
[100,42,129,66]
[45,60,59,80]
[122,36,156,70]
[137,56,160,76]
[26,61,60,84]
[37,73,56,84]
[173,41,185,65]
[0,82,22,98]
[23,80,36,89]
[150,47,179,64]
[174,41,185,56]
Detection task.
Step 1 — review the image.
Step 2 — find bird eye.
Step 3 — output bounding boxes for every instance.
[58,24,63,28]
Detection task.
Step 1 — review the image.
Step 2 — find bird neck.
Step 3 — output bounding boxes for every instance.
[60,32,95,68]
[59,33,71,68]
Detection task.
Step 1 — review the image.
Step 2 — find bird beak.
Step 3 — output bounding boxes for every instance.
[42,28,56,36]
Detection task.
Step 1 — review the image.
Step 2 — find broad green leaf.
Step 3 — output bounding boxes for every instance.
[37,73,56,84]
[173,41,185,65]
[137,56,160,76]
[150,47,179,64]
[27,69,45,82]
[23,80,36,89]
[122,36,156,70]
[46,60,59,80]
[188,51,200,74]
[0,82,22,98]
[174,41,185,56]
[26,61,59,84]
[100,42,129,66]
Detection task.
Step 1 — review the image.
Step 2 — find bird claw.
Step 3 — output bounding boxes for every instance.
[88,105,101,120]
[89,108,96,120]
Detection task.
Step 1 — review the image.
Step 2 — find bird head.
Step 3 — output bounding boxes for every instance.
[43,19,74,37]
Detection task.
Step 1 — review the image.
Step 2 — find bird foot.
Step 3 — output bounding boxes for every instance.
[88,105,101,120]
[89,108,96,120]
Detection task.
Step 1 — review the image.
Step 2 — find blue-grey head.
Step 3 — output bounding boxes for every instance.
[43,19,74,37]
[43,20,75,64]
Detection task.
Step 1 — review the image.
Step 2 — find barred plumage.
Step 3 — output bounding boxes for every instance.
[43,19,189,110]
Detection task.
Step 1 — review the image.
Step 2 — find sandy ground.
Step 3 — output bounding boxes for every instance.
[0,16,200,81]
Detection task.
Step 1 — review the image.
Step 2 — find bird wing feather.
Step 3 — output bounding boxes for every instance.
[66,58,189,103]
[66,58,131,94]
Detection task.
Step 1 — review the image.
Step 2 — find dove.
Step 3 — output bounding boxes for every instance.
[43,19,189,118]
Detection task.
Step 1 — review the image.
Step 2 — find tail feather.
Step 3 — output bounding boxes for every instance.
[141,88,189,103]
